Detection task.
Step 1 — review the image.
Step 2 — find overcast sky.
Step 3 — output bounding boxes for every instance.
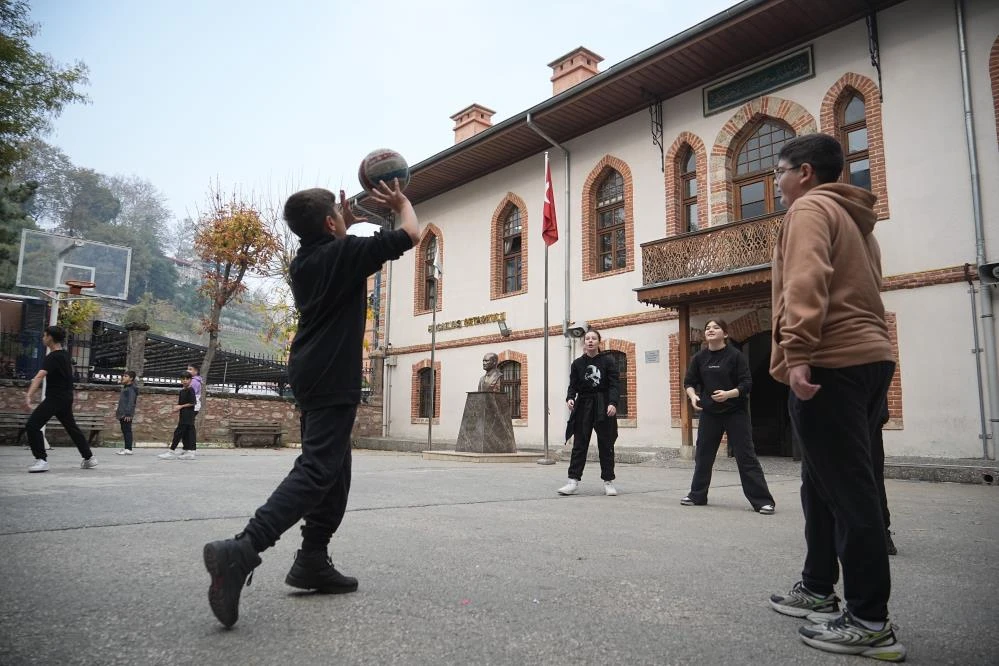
[30,0,740,226]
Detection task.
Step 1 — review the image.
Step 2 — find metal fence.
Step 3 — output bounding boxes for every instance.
[0,329,93,381]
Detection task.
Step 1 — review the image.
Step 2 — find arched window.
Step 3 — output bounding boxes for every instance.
[418,367,434,419]
[502,205,522,293]
[733,120,795,220]
[499,360,521,419]
[596,170,626,272]
[606,350,629,417]
[423,235,438,311]
[680,148,699,232]
[839,94,870,190]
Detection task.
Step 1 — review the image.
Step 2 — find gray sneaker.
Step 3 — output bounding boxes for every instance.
[770,581,841,620]
[81,457,98,469]
[798,611,906,661]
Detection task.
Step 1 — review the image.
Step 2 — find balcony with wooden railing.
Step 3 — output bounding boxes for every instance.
[636,214,783,308]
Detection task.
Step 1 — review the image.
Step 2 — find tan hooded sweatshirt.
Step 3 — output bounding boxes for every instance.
[770,182,893,384]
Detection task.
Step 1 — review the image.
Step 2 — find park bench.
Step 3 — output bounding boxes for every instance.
[229,419,285,448]
[0,411,106,446]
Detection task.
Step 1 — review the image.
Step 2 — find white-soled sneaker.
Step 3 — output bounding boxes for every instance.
[81,457,98,469]
[798,610,906,661]
[28,459,49,473]
[178,451,196,460]
[603,481,618,496]
[158,451,177,460]
[557,479,578,495]
[115,449,133,456]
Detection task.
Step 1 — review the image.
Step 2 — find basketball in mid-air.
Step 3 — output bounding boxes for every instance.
[358,149,411,193]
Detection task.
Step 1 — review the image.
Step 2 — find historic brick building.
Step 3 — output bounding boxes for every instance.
[368,0,998,459]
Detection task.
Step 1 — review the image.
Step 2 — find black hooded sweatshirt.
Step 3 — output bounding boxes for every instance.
[288,229,412,411]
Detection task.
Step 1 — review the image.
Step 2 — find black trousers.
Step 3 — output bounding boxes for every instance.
[243,404,355,553]
[119,418,134,450]
[686,409,774,509]
[26,398,92,461]
[170,423,196,450]
[567,397,616,481]
[790,361,895,622]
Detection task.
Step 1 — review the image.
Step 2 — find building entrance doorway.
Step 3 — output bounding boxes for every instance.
[743,331,793,457]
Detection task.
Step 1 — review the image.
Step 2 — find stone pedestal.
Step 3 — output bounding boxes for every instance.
[455,392,517,453]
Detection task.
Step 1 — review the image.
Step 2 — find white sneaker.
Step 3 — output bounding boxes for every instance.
[115,449,133,456]
[557,479,578,495]
[604,480,618,496]
[158,451,177,459]
[81,457,98,469]
[177,451,196,460]
[28,459,49,473]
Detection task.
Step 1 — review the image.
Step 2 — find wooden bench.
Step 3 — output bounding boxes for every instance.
[0,411,106,446]
[229,419,285,448]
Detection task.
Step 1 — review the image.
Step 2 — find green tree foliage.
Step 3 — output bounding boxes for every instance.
[0,0,89,176]
[0,178,37,289]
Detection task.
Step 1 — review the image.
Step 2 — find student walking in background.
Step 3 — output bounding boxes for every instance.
[114,370,139,455]
[158,372,197,460]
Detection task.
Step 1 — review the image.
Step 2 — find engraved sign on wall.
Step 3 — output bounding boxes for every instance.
[703,46,814,116]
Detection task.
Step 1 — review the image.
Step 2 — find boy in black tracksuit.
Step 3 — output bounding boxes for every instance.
[681,319,774,513]
[202,180,421,628]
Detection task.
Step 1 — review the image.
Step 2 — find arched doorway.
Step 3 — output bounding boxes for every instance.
[744,331,792,457]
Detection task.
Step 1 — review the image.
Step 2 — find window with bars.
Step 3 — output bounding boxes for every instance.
[839,94,870,190]
[502,205,522,293]
[733,120,795,220]
[418,367,434,418]
[423,235,438,311]
[498,360,521,419]
[680,148,698,232]
[596,170,626,272]
[606,350,629,417]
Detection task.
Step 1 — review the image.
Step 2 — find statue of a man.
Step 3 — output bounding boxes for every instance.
[478,353,502,392]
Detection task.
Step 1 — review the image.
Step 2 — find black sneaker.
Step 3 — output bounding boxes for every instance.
[886,530,897,556]
[798,610,906,661]
[285,550,358,594]
[203,534,262,628]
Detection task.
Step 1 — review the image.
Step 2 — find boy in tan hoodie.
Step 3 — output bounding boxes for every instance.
[766,134,905,662]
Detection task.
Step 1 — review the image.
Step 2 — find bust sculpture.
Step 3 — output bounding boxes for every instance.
[477,353,502,392]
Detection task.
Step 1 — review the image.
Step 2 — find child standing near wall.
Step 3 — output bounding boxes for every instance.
[158,372,197,460]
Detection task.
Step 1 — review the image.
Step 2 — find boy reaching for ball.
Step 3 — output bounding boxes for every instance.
[203,179,420,628]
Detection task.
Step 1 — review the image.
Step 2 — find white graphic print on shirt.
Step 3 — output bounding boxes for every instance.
[584,364,601,388]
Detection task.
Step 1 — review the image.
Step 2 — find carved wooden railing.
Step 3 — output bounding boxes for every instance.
[641,215,783,285]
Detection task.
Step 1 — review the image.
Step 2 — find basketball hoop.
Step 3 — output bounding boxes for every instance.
[65,280,96,296]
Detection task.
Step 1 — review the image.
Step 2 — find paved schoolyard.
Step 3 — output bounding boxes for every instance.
[0,446,996,665]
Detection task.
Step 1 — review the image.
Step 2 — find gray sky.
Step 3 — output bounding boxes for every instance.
[30,0,739,225]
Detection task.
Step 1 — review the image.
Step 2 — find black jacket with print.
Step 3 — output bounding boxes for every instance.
[566,352,620,406]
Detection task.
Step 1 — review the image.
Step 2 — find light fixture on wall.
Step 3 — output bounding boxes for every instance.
[497,319,512,337]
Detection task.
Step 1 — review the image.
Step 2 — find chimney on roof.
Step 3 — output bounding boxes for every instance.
[548,47,603,96]
[450,103,496,144]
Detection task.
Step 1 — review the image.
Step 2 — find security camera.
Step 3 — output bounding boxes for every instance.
[564,321,589,338]
[979,262,999,285]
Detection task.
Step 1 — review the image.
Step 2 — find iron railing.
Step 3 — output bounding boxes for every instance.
[641,214,783,286]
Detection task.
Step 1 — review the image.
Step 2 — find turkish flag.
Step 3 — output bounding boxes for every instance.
[542,155,558,246]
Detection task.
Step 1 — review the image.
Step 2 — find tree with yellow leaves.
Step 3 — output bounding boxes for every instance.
[193,187,280,419]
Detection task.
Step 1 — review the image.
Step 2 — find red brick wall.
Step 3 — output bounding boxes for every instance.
[0,380,301,445]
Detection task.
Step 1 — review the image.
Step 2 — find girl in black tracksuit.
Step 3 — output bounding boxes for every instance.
[682,319,775,513]
[558,328,620,496]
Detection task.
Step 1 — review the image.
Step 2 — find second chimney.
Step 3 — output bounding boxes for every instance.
[451,103,495,144]
[548,47,603,96]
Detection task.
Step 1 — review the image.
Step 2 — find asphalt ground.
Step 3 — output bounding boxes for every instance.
[0,446,996,665]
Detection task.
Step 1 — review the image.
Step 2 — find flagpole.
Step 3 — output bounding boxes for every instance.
[539,153,555,465]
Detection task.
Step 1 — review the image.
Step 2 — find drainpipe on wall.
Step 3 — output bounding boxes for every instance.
[956,0,997,459]
[525,113,572,442]
[381,212,395,438]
